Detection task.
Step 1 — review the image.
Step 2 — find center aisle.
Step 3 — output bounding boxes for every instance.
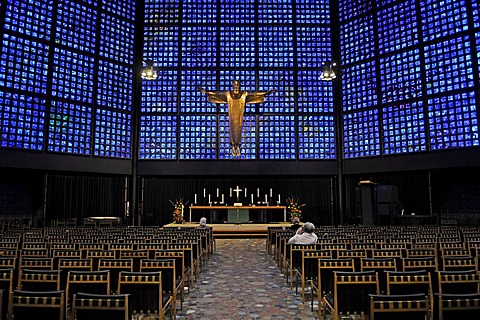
[176,238,317,319]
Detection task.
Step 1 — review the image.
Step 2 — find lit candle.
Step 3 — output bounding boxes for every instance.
[251,194,254,204]
[270,188,272,197]
[278,194,281,203]
[245,188,247,197]
[230,188,232,197]
[208,194,211,203]
[195,194,197,204]
[222,194,224,203]
[257,188,260,197]
[265,194,268,203]
[217,188,219,197]
[204,188,206,197]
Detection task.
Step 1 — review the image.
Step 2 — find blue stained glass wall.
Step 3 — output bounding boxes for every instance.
[340,0,480,158]
[0,0,135,158]
[140,0,335,160]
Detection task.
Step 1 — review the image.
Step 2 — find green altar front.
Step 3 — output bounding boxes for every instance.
[227,208,249,223]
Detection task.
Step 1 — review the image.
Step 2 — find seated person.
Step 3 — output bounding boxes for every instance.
[197,217,208,229]
[289,217,302,232]
[288,222,317,245]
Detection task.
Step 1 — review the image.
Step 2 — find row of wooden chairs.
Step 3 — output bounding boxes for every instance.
[0,225,215,320]
[319,269,480,320]
[268,226,480,319]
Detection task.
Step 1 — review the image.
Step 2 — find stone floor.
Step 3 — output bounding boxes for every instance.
[175,238,319,320]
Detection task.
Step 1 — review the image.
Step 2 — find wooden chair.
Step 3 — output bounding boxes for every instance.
[72,292,131,320]
[66,270,110,319]
[313,258,354,318]
[370,293,430,320]
[118,271,174,320]
[154,249,188,301]
[386,269,433,318]
[18,269,61,291]
[85,249,115,271]
[118,249,148,272]
[286,244,317,288]
[0,268,13,320]
[140,259,179,312]
[361,257,397,294]
[166,243,195,289]
[8,290,65,320]
[297,249,332,304]
[58,258,93,291]
[323,270,379,320]
[98,258,133,294]
[437,292,480,320]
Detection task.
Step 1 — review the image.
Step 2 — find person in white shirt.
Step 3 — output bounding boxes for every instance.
[288,222,318,244]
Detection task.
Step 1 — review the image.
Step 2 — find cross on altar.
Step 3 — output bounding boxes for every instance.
[233,186,242,198]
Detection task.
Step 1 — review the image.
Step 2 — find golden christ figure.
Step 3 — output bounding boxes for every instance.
[198,80,275,157]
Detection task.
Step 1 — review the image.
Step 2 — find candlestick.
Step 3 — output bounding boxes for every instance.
[222,194,224,203]
[217,188,219,197]
[251,194,254,204]
[208,194,211,203]
[270,188,272,197]
[265,194,268,203]
[204,188,206,197]
[257,188,259,197]
[278,194,281,203]
[245,188,247,197]
[230,188,232,197]
[195,194,197,204]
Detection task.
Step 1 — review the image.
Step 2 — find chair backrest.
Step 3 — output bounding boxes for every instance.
[18,269,61,291]
[72,292,131,320]
[333,270,379,319]
[0,268,13,320]
[18,257,53,271]
[98,258,133,294]
[437,269,480,294]
[85,250,115,271]
[66,269,110,317]
[441,255,477,271]
[361,257,397,294]
[317,258,355,297]
[0,258,15,270]
[402,256,438,272]
[370,293,429,320]
[9,290,65,320]
[437,292,480,320]
[118,271,164,317]
[118,250,149,272]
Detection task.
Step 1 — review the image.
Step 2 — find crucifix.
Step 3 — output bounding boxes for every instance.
[233,186,242,202]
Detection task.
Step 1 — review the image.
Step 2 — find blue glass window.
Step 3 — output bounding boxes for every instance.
[55,0,97,54]
[258,115,296,159]
[220,0,255,24]
[97,61,133,111]
[143,26,179,68]
[258,70,295,114]
[181,26,217,68]
[181,70,217,113]
[420,0,469,42]
[94,109,132,158]
[297,26,331,68]
[182,0,216,24]
[258,0,292,24]
[340,15,375,65]
[379,49,422,104]
[424,35,474,95]
[296,0,330,24]
[382,101,427,155]
[179,115,217,159]
[4,0,53,40]
[0,34,49,95]
[298,70,334,113]
[343,110,380,158]
[139,115,177,159]
[378,0,418,55]
[51,48,95,104]
[141,70,178,114]
[219,26,256,68]
[103,0,135,21]
[0,91,46,151]
[428,92,479,150]
[48,100,92,154]
[298,115,336,159]
[342,61,378,111]
[99,12,135,64]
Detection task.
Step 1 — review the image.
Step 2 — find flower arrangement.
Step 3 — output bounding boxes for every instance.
[286,196,305,222]
[170,198,188,224]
